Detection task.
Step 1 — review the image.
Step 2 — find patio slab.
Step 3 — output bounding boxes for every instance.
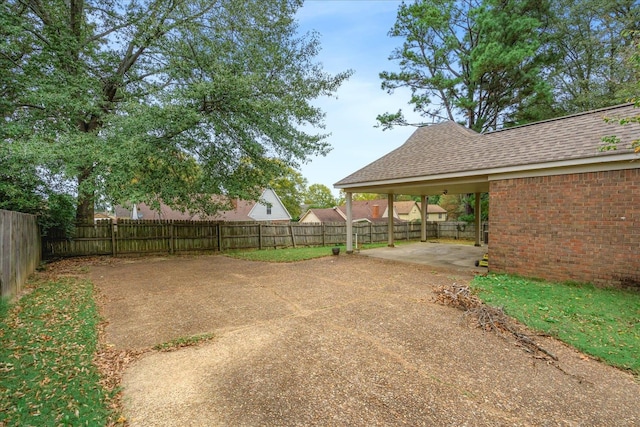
[358,241,487,275]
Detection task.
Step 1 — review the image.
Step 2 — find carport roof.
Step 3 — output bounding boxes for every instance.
[334,103,640,195]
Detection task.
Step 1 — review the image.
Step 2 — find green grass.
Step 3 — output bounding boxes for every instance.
[0,297,9,320]
[0,278,115,426]
[224,246,337,262]
[224,241,406,262]
[472,274,640,375]
[223,241,414,262]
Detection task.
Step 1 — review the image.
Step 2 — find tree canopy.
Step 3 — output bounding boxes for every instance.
[378,0,553,132]
[547,0,639,114]
[1,0,350,223]
[379,0,640,131]
[303,184,336,209]
[601,30,640,153]
[269,167,308,220]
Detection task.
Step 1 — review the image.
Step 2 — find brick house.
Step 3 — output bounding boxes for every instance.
[334,104,640,287]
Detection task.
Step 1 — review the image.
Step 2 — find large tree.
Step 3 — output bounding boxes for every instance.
[269,166,308,220]
[1,0,350,223]
[304,183,336,208]
[378,0,553,132]
[0,143,76,235]
[546,0,639,114]
[601,30,640,154]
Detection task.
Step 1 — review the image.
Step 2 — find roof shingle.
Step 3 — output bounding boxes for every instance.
[335,104,640,187]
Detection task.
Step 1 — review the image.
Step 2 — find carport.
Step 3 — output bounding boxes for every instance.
[334,104,640,285]
[334,121,489,253]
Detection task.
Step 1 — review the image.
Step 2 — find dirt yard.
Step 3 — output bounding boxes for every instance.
[88,253,640,426]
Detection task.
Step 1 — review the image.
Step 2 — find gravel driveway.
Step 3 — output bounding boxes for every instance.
[90,254,640,426]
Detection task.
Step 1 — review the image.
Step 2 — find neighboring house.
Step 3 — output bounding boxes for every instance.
[298,207,345,223]
[423,204,447,221]
[115,188,291,222]
[300,199,446,223]
[335,103,640,287]
[394,201,420,221]
[394,201,447,222]
[299,199,403,223]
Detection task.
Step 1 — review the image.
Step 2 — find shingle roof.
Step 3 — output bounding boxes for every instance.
[419,203,447,214]
[115,199,257,221]
[339,199,389,220]
[117,201,252,221]
[303,208,345,222]
[393,200,417,215]
[335,103,640,187]
[302,199,410,223]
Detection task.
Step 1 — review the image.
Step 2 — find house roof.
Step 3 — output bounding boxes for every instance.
[115,202,235,221]
[342,199,390,221]
[215,200,256,221]
[300,207,345,222]
[301,199,409,223]
[393,201,417,215]
[392,201,448,215]
[420,203,447,214]
[335,103,640,195]
[114,189,288,222]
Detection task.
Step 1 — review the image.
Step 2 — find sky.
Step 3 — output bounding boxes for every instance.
[294,0,425,196]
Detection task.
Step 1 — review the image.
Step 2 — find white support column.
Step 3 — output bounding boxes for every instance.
[387,194,395,247]
[474,192,481,247]
[346,192,353,254]
[421,195,428,242]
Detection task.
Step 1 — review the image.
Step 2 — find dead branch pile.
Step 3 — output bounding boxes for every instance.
[433,284,558,362]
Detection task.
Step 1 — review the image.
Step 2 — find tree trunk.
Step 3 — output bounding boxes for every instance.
[75,166,94,224]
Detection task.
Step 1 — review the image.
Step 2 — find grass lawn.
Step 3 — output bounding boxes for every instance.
[0,277,116,426]
[472,274,640,375]
[223,241,413,262]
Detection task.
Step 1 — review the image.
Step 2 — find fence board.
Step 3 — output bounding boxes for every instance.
[1,210,41,300]
[42,220,486,258]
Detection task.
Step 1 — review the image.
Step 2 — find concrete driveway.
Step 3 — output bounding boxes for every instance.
[89,254,640,426]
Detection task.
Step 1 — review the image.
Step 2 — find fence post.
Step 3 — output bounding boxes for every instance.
[258,223,263,250]
[111,219,117,257]
[322,224,325,247]
[217,222,222,252]
[169,221,174,254]
[289,223,296,248]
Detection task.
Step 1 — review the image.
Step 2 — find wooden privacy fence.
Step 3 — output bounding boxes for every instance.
[1,210,41,300]
[43,220,486,258]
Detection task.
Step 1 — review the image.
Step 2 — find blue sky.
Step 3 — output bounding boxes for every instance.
[295,0,423,196]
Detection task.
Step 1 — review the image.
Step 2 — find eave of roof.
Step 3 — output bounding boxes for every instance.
[335,104,640,195]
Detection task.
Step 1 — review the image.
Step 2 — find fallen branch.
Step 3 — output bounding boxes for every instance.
[433,284,557,362]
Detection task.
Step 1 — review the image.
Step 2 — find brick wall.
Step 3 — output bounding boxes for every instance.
[489,168,640,287]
